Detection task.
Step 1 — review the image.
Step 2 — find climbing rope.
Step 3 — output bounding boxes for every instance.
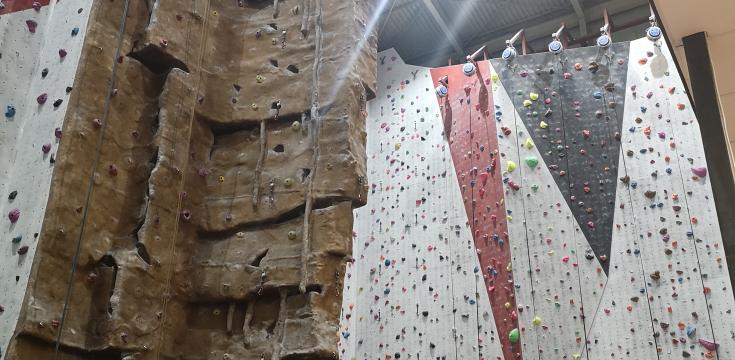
[53,0,132,357]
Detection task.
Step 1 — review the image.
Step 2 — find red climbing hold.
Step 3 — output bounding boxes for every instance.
[26,20,37,33]
[8,208,20,223]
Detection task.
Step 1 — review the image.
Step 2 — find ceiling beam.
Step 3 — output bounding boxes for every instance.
[420,0,465,57]
[569,0,588,35]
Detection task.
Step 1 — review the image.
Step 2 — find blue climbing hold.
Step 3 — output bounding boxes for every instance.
[473,266,479,273]
[5,105,15,118]
[71,27,80,36]
[469,299,476,305]
[384,259,390,266]
[686,325,696,338]
[384,288,390,295]
[592,91,603,99]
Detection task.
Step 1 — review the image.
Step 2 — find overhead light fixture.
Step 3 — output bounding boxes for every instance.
[436,75,448,97]
[548,24,565,55]
[502,29,525,62]
[646,12,662,41]
[596,23,611,48]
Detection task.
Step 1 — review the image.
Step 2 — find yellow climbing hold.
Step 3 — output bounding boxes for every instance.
[504,302,511,309]
[394,143,401,151]
[529,92,539,101]
[532,316,542,326]
[506,262,512,272]
[491,73,499,82]
[506,215,513,222]
[523,99,532,107]
[525,137,535,149]
[539,121,548,129]
[218,175,225,183]
[572,354,581,360]
[505,160,517,173]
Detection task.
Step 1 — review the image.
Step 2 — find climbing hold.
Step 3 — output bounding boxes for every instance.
[698,338,719,351]
[283,177,293,187]
[12,235,22,244]
[53,99,63,108]
[508,328,520,343]
[42,143,52,154]
[5,105,16,118]
[644,190,656,199]
[522,99,532,107]
[524,138,535,149]
[32,1,41,11]
[108,164,118,176]
[532,316,542,326]
[55,127,62,139]
[505,161,517,173]
[256,75,265,83]
[8,208,20,223]
[539,121,548,129]
[491,73,499,82]
[59,49,68,58]
[8,191,18,200]
[291,121,301,131]
[691,167,707,177]
[37,93,48,105]
[529,92,539,101]
[574,63,583,71]
[26,20,37,33]
[71,27,80,36]
[17,246,29,255]
[592,91,603,99]
[524,156,538,168]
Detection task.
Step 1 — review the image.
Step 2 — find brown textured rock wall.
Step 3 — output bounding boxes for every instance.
[5,0,375,358]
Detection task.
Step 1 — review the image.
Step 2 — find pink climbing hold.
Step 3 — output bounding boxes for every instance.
[42,143,52,154]
[691,167,707,177]
[26,20,38,33]
[562,255,570,263]
[59,49,68,58]
[37,93,48,104]
[8,208,20,223]
[698,338,719,351]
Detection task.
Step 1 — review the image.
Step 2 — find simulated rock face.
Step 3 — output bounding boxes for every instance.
[5,0,376,359]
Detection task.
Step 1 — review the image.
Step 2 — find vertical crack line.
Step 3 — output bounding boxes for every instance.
[53,0,132,357]
[227,302,236,334]
[253,120,267,207]
[299,0,322,294]
[270,288,289,360]
[273,0,280,18]
[300,0,311,36]
[243,301,255,337]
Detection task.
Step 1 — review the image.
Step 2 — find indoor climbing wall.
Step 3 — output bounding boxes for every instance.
[339,49,505,359]
[486,36,735,359]
[3,0,376,359]
[343,36,735,360]
[0,0,93,355]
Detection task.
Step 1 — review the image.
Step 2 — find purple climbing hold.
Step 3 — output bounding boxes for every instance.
[32,2,42,11]
[55,127,62,139]
[26,20,38,33]
[17,246,29,255]
[691,167,707,177]
[42,143,52,154]
[37,93,48,105]
[698,338,719,351]
[59,49,68,59]
[8,208,20,223]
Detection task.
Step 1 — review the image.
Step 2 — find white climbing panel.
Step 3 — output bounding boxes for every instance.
[339,49,504,360]
[0,0,93,355]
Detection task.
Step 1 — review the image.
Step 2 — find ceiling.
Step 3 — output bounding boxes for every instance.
[377,0,652,66]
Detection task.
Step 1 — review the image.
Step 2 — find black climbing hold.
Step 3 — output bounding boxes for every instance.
[65,86,73,94]
[41,68,48,78]
[53,99,63,107]
[8,190,17,200]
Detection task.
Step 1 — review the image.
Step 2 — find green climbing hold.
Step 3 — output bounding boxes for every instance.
[525,156,538,168]
[509,328,520,343]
